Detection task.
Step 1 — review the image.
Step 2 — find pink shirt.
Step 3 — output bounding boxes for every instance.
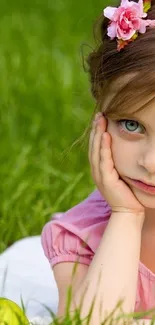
[41,189,155,319]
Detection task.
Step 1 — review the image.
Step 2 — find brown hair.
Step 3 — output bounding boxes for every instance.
[61,0,155,159]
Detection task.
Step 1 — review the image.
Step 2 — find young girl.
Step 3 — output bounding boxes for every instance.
[41,0,155,323]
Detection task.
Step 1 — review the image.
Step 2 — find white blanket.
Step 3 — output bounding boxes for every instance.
[0,236,59,324]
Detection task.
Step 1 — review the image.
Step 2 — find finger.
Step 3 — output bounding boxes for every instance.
[88,114,107,163]
[88,112,102,163]
[88,120,96,163]
[90,122,104,184]
[100,132,114,181]
[91,116,107,166]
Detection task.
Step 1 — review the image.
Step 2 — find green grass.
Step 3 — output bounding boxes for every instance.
[0,0,115,252]
[1,264,155,325]
[1,286,155,325]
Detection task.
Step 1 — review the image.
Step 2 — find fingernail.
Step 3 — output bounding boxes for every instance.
[93,116,102,127]
[95,112,102,121]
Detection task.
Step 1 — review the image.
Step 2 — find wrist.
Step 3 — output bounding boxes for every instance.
[111,211,145,230]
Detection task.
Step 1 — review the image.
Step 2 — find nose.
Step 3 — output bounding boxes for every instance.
[139,145,155,174]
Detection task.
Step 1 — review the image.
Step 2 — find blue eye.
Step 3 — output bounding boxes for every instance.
[117,119,144,134]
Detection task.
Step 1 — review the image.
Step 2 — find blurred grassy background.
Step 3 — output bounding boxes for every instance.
[0,0,115,252]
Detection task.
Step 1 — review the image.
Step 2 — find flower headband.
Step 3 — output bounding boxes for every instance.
[103,0,155,51]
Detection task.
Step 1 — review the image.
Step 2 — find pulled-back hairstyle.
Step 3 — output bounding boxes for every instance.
[62,0,155,157]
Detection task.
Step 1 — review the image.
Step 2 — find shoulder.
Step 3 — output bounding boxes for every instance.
[53,188,111,221]
[41,189,112,266]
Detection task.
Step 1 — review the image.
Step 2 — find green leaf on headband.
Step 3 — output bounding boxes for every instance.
[143,0,151,13]
[132,32,138,40]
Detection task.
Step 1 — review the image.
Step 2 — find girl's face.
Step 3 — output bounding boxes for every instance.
[106,101,155,210]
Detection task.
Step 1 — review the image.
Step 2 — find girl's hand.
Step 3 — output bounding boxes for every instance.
[89,113,145,215]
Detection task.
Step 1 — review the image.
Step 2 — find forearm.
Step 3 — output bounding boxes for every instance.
[72,212,144,324]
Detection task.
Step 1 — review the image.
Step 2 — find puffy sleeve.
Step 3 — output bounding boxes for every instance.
[41,189,111,268]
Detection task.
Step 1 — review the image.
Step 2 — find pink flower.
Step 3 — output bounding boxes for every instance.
[103,0,154,41]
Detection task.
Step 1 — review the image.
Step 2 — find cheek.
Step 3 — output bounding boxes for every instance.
[106,121,138,174]
[111,138,127,168]
[106,123,126,168]
[110,136,137,174]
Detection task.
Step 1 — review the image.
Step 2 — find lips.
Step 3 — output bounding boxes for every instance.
[136,180,155,187]
[127,177,155,187]
[127,178,155,195]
